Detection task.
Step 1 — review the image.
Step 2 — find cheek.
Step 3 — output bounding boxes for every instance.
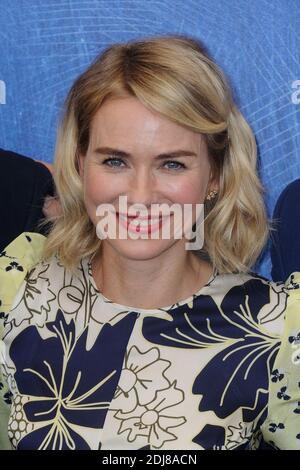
[83,169,120,226]
[83,168,118,203]
[164,177,206,204]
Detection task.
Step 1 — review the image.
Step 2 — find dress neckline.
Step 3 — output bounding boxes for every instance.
[86,256,219,314]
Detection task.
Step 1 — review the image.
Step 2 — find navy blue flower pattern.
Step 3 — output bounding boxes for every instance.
[142,278,286,425]
[7,310,137,449]
[1,255,297,450]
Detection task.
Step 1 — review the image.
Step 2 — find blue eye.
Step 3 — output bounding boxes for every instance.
[164,160,186,170]
[102,157,125,167]
[102,157,186,170]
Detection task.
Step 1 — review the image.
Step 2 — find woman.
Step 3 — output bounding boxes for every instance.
[0,35,299,450]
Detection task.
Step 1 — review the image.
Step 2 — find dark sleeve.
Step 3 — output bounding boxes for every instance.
[0,148,55,252]
[270,178,300,282]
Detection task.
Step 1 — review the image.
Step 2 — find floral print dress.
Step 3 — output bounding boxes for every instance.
[0,232,300,450]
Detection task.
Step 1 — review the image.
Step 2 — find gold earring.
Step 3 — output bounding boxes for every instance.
[206,189,218,201]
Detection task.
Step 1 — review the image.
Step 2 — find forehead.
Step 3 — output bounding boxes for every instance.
[89,96,202,149]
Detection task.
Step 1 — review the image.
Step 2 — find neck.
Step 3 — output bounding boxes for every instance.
[91,242,213,309]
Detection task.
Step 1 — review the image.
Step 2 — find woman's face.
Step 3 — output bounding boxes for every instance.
[79,95,218,261]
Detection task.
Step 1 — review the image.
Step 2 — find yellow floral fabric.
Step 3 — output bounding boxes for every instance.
[0,232,45,450]
[261,271,300,448]
[0,232,299,450]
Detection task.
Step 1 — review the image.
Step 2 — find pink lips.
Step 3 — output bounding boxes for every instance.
[117,212,161,221]
[116,212,164,234]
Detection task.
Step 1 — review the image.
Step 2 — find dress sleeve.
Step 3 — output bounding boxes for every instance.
[0,232,46,449]
[261,271,300,449]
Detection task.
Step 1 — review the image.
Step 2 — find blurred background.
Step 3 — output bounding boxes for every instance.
[0,0,299,277]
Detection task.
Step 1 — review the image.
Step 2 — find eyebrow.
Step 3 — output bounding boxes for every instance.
[93,146,198,159]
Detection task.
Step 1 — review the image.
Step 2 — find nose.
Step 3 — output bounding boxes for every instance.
[127,168,158,207]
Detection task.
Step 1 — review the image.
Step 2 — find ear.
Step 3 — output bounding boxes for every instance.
[208,168,219,193]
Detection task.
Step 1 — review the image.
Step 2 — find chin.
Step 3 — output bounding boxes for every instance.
[105,237,176,261]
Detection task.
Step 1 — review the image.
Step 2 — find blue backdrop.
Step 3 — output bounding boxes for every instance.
[0,0,299,278]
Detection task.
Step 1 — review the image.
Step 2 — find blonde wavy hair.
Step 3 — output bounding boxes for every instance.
[42,34,270,274]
